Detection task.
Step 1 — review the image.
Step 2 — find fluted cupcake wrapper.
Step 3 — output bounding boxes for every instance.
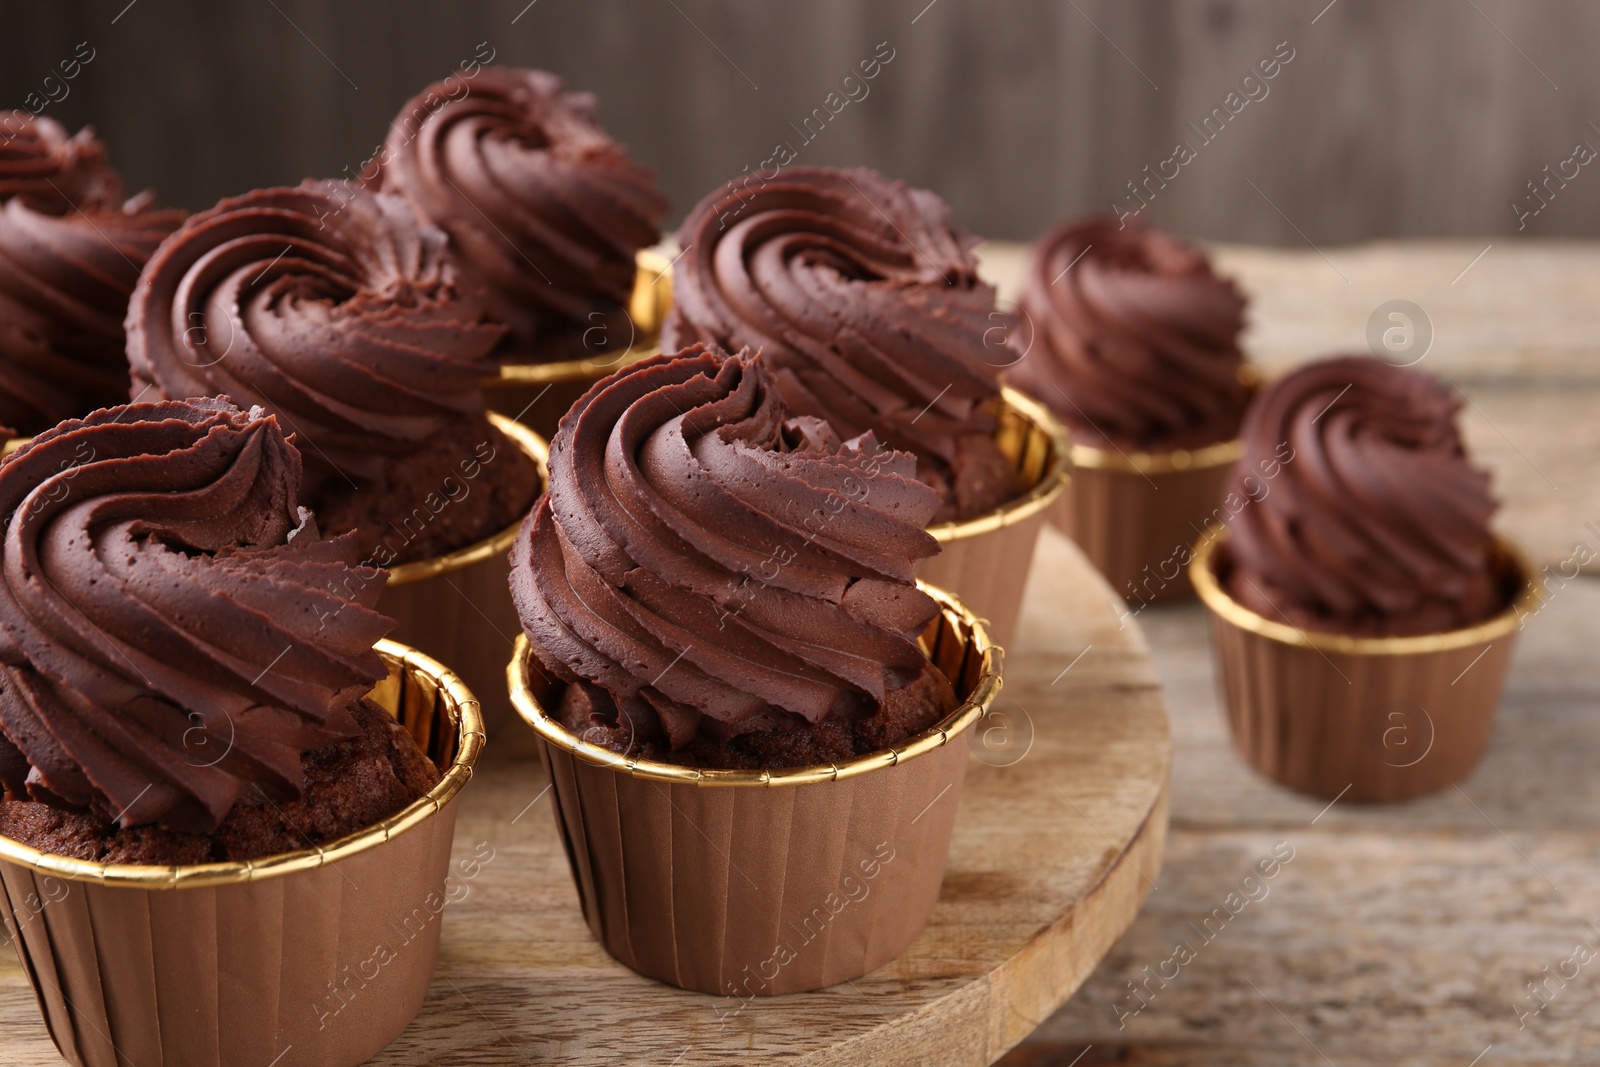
[482,249,673,441]
[0,641,485,1067]
[1054,436,1241,606]
[920,387,1069,650]
[919,518,1045,654]
[508,582,1002,996]
[1192,534,1537,803]
[380,414,548,738]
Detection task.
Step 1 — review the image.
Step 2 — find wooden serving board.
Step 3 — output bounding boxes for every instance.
[0,527,1171,1067]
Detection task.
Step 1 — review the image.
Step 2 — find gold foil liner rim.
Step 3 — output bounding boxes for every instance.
[385,412,550,586]
[1190,529,1540,655]
[484,247,673,387]
[1058,362,1258,474]
[508,580,1003,786]
[0,638,485,888]
[928,386,1071,542]
[1069,435,1242,474]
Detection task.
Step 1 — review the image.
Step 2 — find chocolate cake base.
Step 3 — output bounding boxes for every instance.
[0,698,440,866]
[558,664,959,770]
[929,431,1026,523]
[311,415,541,566]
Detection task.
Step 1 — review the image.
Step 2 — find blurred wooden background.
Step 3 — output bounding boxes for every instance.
[3,0,1599,244]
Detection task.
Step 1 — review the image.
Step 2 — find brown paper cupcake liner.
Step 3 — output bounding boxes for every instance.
[1055,435,1241,606]
[0,640,485,1067]
[380,413,548,737]
[1191,533,1539,803]
[482,248,673,440]
[508,582,1003,996]
[921,387,1069,650]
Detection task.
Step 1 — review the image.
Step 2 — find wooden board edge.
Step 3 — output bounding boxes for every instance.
[789,768,1173,1067]
[983,774,1172,1061]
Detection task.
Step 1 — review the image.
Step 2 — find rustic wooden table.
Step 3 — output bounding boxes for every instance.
[984,239,1600,1067]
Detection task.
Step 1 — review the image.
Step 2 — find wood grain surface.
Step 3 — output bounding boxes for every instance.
[0,527,1173,1066]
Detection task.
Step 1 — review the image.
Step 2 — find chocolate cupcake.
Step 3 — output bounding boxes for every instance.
[126,180,538,565]
[1009,216,1252,604]
[507,344,1002,994]
[1193,355,1535,801]
[513,343,957,767]
[0,397,430,858]
[0,112,185,435]
[0,396,485,1067]
[371,66,668,364]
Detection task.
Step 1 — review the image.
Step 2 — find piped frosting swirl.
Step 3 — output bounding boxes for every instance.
[1222,355,1504,636]
[0,398,393,833]
[1007,216,1249,451]
[0,112,185,434]
[371,67,668,358]
[0,112,119,212]
[663,165,1019,520]
[510,345,957,766]
[126,181,504,486]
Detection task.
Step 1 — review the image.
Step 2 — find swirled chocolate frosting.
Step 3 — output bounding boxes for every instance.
[1221,355,1504,636]
[371,67,668,359]
[1007,217,1249,451]
[0,112,119,211]
[510,345,959,768]
[0,113,185,434]
[662,166,1021,521]
[0,398,396,834]
[127,181,537,562]
[127,181,502,478]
